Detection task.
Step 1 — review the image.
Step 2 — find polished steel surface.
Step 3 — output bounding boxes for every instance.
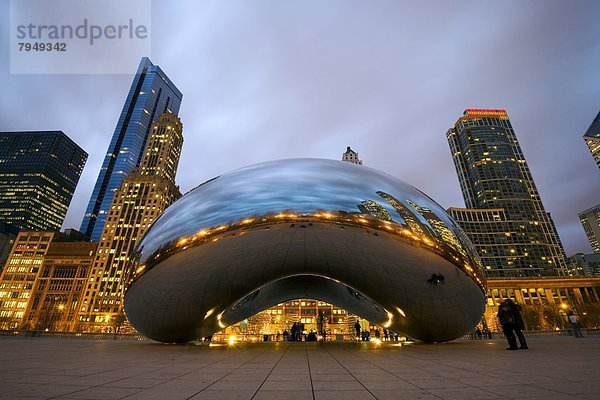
[124,159,486,343]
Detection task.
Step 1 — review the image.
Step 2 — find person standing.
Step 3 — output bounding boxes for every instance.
[497,299,518,350]
[291,322,297,342]
[507,299,528,349]
[354,320,361,340]
[317,311,326,342]
[568,312,584,338]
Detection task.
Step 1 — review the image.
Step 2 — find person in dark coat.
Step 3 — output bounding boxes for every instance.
[291,322,297,342]
[507,299,528,349]
[317,311,326,342]
[354,320,361,339]
[497,299,518,350]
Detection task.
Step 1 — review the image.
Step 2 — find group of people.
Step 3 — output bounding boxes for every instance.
[283,321,305,341]
[282,313,331,342]
[354,320,400,341]
[469,327,492,340]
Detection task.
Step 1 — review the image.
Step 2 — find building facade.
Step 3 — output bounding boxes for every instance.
[80,57,183,241]
[579,204,600,254]
[483,277,600,332]
[447,109,567,276]
[583,110,600,169]
[567,253,600,277]
[223,300,357,340]
[79,113,183,331]
[21,241,97,332]
[0,131,87,232]
[342,146,363,165]
[0,232,54,329]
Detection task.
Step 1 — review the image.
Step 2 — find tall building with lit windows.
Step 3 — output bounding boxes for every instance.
[0,230,93,330]
[0,131,87,232]
[0,232,54,329]
[447,109,567,276]
[79,113,183,331]
[342,146,362,165]
[21,240,97,332]
[579,204,600,254]
[583,110,600,169]
[80,57,183,241]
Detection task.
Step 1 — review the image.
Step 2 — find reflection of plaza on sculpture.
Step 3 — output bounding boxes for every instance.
[124,159,486,343]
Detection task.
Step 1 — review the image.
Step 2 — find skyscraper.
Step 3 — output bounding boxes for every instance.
[342,146,363,165]
[579,204,600,254]
[79,113,183,331]
[80,57,182,241]
[447,109,567,276]
[583,110,600,169]
[0,131,87,231]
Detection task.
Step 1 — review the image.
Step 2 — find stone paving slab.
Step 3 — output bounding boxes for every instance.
[0,336,598,399]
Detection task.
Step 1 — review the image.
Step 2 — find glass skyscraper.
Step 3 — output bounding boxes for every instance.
[447,109,567,276]
[80,57,182,241]
[579,204,600,254]
[583,110,600,169]
[0,131,87,232]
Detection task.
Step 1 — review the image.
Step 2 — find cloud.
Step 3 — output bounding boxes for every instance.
[1,0,599,254]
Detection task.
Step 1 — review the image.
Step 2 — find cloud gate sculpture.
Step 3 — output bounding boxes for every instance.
[124,159,486,343]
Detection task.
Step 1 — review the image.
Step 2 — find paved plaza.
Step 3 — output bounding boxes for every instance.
[0,336,598,400]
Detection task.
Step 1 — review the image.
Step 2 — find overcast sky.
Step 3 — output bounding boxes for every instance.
[1,0,599,255]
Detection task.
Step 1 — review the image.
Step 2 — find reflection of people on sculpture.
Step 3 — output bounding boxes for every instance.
[427,273,445,285]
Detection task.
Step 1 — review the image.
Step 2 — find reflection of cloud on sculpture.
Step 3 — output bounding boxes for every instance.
[124,159,486,343]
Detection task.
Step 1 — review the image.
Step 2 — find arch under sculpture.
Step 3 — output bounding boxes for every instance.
[124,159,486,343]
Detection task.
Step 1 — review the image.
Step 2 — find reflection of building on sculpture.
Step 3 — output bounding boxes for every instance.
[124,159,487,343]
[218,300,362,341]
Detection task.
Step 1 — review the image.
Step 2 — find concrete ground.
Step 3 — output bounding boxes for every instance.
[0,336,598,400]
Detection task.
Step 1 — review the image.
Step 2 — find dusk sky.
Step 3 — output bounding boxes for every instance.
[1,0,599,255]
